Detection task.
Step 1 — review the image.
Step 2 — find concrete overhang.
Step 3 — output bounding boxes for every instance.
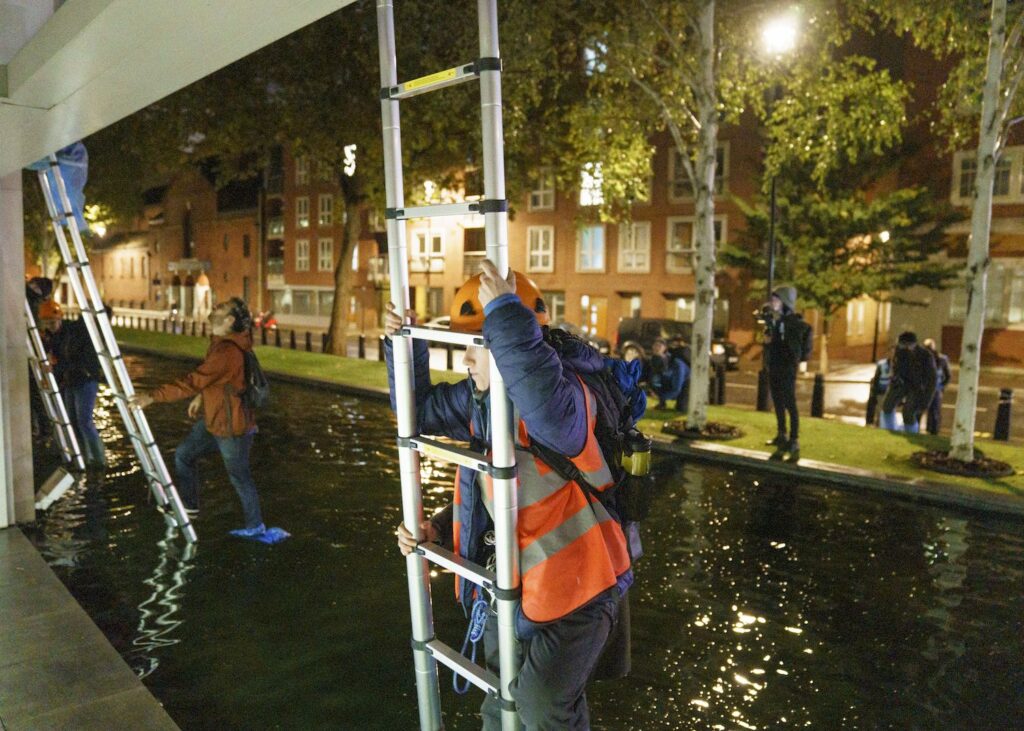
[0,0,356,177]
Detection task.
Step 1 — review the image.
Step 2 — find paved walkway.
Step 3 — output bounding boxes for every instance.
[0,527,178,731]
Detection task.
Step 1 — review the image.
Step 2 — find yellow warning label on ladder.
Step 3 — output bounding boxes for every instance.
[404,67,458,92]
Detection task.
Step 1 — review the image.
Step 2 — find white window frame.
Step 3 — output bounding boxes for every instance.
[527,226,555,273]
[318,194,334,227]
[668,142,729,202]
[617,221,651,273]
[296,196,310,229]
[528,168,555,211]
[665,215,727,273]
[579,162,604,207]
[951,147,1024,206]
[576,225,606,273]
[295,156,309,186]
[295,239,310,272]
[410,229,445,272]
[317,237,334,272]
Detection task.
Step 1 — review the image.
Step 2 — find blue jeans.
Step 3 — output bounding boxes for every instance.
[174,419,263,529]
[63,380,106,466]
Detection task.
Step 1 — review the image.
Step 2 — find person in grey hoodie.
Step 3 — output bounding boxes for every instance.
[765,286,813,462]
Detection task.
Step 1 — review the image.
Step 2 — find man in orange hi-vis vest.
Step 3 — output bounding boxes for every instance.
[386,259,632,730]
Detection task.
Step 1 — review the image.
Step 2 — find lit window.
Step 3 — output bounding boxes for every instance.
[543,291,565,324]
[318,238,334,272]
[296,197,310,229]
[669,145,727,200]
[318,194,334,227]
[295,156,309,186]
[579,163,603,206]
[617,222,651,273]
[411,230,444,272]
[527,226,555,273]
[351,242,359,272]
[296,239,310,271]
[666,216,726,273]
[577,225,605,272]
[529,168,555,211]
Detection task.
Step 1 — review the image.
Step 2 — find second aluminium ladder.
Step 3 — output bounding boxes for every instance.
[35,157,197,544]
[376,1,521,728]
[25,299,86,473]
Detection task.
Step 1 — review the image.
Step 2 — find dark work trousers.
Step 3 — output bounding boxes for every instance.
[926,388,944,435]
[173,418,263,529]
[481,590,619,730]
[768,367,799,441]
[29,372,51,439]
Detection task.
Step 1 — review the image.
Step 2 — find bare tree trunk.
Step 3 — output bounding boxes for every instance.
[326,197,360,356]
[950,0,1006,462]
[686,0,719,431]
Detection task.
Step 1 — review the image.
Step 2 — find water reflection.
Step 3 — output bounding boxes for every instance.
[132,529,197,678]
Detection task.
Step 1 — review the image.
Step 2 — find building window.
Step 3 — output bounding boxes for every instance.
[222,233,229,251]
[668,297,695,322]
[617,222,651,273]
[351,242,359,272]
[243,234,251,258]
[576,225,605,272]
[543,291,565,324]
[668,144,728,201]
[317,161,333,182]
[953,148,1024,205]
[666,216,726,273]
[296,197,310,229]
[318,194,334,227]
[529,168,555,211]
[296,239,310,271]
[527,226,555,273]
[293,289,315,315]
[317,238,334,271]
[319,290,335,315]
[411,230,444,272]
[295,156,309,185]
[579,163,603,207]
[949,263,1008,323]
[846,299,866,337]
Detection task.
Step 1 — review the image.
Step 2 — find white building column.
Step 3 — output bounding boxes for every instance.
[0,170,35,526]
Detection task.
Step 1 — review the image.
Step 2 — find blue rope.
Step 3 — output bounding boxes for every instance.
[453,598,490,694]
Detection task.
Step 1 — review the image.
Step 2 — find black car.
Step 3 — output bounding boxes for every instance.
[615,317,739,370]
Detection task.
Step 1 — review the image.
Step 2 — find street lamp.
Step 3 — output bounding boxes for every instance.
[757,10,800,412]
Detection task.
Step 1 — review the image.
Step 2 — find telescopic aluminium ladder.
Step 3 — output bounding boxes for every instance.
[376,1,520,728]
[25,299,86,474]
[35,158,197,544]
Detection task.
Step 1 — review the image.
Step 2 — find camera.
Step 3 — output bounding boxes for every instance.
[754,304,774,337]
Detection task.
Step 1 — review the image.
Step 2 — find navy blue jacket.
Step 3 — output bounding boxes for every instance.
[385,295,604,610]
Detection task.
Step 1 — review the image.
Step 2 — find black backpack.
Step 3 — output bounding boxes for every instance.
[227,342,270,410]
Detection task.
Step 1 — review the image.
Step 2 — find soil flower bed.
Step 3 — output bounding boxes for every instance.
[911,450,1014,479]
[662,419,743,441]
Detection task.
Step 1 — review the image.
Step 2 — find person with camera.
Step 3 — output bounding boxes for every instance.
[130,298,266,537]
[763,287,813,462]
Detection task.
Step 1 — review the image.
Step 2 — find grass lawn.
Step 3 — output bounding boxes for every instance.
[642,403,1024,499]
[112,328,462,392]
[115,328,1022,502]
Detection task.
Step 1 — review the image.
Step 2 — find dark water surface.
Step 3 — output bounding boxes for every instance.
[27,354,1024,730]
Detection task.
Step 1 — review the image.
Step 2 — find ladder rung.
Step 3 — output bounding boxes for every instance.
[416,543,495,589]
[400,325,484,349]
[425,639,499,696]
[387,202,481,220]
[404,435,491,473]
[383,61,479,100]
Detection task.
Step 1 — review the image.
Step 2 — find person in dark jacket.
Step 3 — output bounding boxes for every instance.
[389,260,631,730]
[49,303,107,468]
[922,338,952,435]
[648,338,689,410]
[765,286,813,462]
[880,331,938,434]
[132,298,266,536]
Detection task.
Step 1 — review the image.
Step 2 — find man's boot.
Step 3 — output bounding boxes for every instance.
[784,439,800,463]
[766,433,787,448]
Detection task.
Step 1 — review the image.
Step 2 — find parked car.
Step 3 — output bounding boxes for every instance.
[551,321,611,355]
[615,317,739,370]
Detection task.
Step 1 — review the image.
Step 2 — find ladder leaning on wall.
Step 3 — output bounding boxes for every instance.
[375,0,521,728]
[34,158,197,544]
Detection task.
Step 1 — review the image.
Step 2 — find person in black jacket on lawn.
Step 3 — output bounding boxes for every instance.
[764,287,813,462]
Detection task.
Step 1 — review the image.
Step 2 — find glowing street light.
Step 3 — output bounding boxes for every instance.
[761,12,799,57]
[879,230,891,243]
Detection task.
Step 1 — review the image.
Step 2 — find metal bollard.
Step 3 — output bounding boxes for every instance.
[707,369,716,405]
[289,330,297,350]
[322,332,329,352]
[201,321,207,337]
[446,342,454,370]
[865,387,877,426]
[191,319,197,337]
[994,388,1012,441]
[305,331,312,352]
[358,334,366,359]
[378,335,386,362]
[756,368,770,411]
[275,329,282,348]
[811,373,825,417]
[163,318,169,333]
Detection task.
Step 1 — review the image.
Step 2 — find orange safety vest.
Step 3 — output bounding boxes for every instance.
[452,380,631,623]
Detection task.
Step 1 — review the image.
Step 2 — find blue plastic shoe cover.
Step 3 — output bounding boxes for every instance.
[229,525,290,544]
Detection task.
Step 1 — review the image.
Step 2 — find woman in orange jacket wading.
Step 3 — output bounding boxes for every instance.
[131,298,267,538]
